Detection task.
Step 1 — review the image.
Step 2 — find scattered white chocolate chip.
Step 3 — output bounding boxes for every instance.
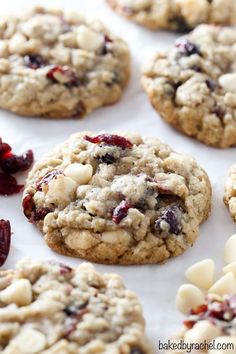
[223,261,236,277]
[219,73,236,92]
[64,163,93,185]
[209,336,236,354]
[224,234,236,263]
[8,33,27,55]
[175,284,205,314]
[46,175,76,206]
[185,259,215,289]
[9,329,46,353]
[101,230,131,245]
[77,25,104,51]
[208,272,236,296]
[0,279,32,306]
[184,320,221,345]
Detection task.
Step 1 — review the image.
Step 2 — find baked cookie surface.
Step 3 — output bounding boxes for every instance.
[0,259,150,353]
[107,0,236,31]
[224,164,236,221]
[0,7,130,119]
[22,132,211,264]
[142,25,236,148]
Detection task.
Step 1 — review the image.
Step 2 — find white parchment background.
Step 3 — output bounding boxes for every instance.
[0,0,236,352]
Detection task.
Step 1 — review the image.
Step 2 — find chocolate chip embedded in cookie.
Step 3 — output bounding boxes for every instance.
[107,0,236,31]
[142,25,236,148]
[22,132,211,264]
[0,259,151,353]
[0,7,130,119]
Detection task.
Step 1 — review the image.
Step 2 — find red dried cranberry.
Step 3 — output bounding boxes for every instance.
[24,54,46,69]
[183,320,195,329]
[47,66,80,87]
[1,150,34,174]
[73,101,86,118]
[0,173,23,196]
[112,200,132,224]
[49,260,73,275]
[0,220,11,266]
[100,153,116,164]
[22,194,36,220]
[191,304,208,315]
[84,134,133,150]
[33,208,51,221]
[155,205,182,235]
[176,38,200,56]
[205,79,217,92]
[0,139,12,160]
[36,170,63,191]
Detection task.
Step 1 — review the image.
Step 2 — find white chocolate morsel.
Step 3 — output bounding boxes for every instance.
[185,259,215,289]
[224,234,236,263]
[184,320,221,345]
[8,329,46,353]
[64,163,93,185]
[208,272,236,296]
[118,0,152,10]
[45,175,77,206]
[0,279,32,306]
[77,26,104,51]
[101,230,131,245]
[175,284,205,314]
[209,336,236,354]
[219,74,236,92]
[223,261,236,277]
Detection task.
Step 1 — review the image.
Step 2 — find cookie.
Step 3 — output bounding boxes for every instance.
[107,0,236,31]
[224,164,236,221]
[142,25,236,148]
[0,259,151,353]
[0,7,130,119]
[22,132,211,265]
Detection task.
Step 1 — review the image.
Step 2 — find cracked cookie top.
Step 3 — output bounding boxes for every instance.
[142,25,236,148]
[107,0,236,31]
[0,259,150,353]
[23,132,211,264]
[0,7,130,118]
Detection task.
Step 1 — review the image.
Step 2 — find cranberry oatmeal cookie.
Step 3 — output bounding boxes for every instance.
[107,0,236,31]
[0,259,151,353]
[22,132,211,264]
[142,25,236,148]
[224,164,236,222]
[0,7,130,119]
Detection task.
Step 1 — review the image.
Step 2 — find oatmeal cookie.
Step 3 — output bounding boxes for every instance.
[224,164,236,221]
[107,0,236,31]
[142,25,236,148]
[0,7,130,118]
[0,259,151,353]
[22,132,211,265]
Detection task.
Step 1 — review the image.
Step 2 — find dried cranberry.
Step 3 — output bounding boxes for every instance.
[191,304,208,315]
[100,153,116,164]
[155,205,182,235]
[36,170,63,191]
[112,200,132,224]
[1,150,34,174]
[169,16,191,33]
[183,320,195,329]
[205,79,217,92]
[49,260,73,275]
[73,101,86,118]
[0,220,11,266]
[176,38,200,56]
[104,34,113,43]
[64,303,88,317]
[33,208,51,221]
[130,348,145,354]
[24,54,46,69]
[22,194,36,220]
[0,139,12,160]
[84,134,133,150]
[0,173,23,196]
[212,105,225,119]
[47,66,80,87]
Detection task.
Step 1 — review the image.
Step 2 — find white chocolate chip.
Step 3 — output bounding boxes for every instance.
[9,33,27,55]
[64,163,93,185]
[9,329,46,353]
[77,25,104,51]
[101,230,131,245]
[209,336,236,354]
[0,279,32,306]
[46,175,76,206]
[175,284,205,314]
[175,0,208,25]
[64,11,84,25]
[184,320,221,345]
[208,272,236,296]
[219,73,236,92]
[119,0,151,10]
[185,259,215,289]
[224,234,236,263]
[223,261,236,277]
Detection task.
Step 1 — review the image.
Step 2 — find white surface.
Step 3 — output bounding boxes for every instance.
[0,0,236,352]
